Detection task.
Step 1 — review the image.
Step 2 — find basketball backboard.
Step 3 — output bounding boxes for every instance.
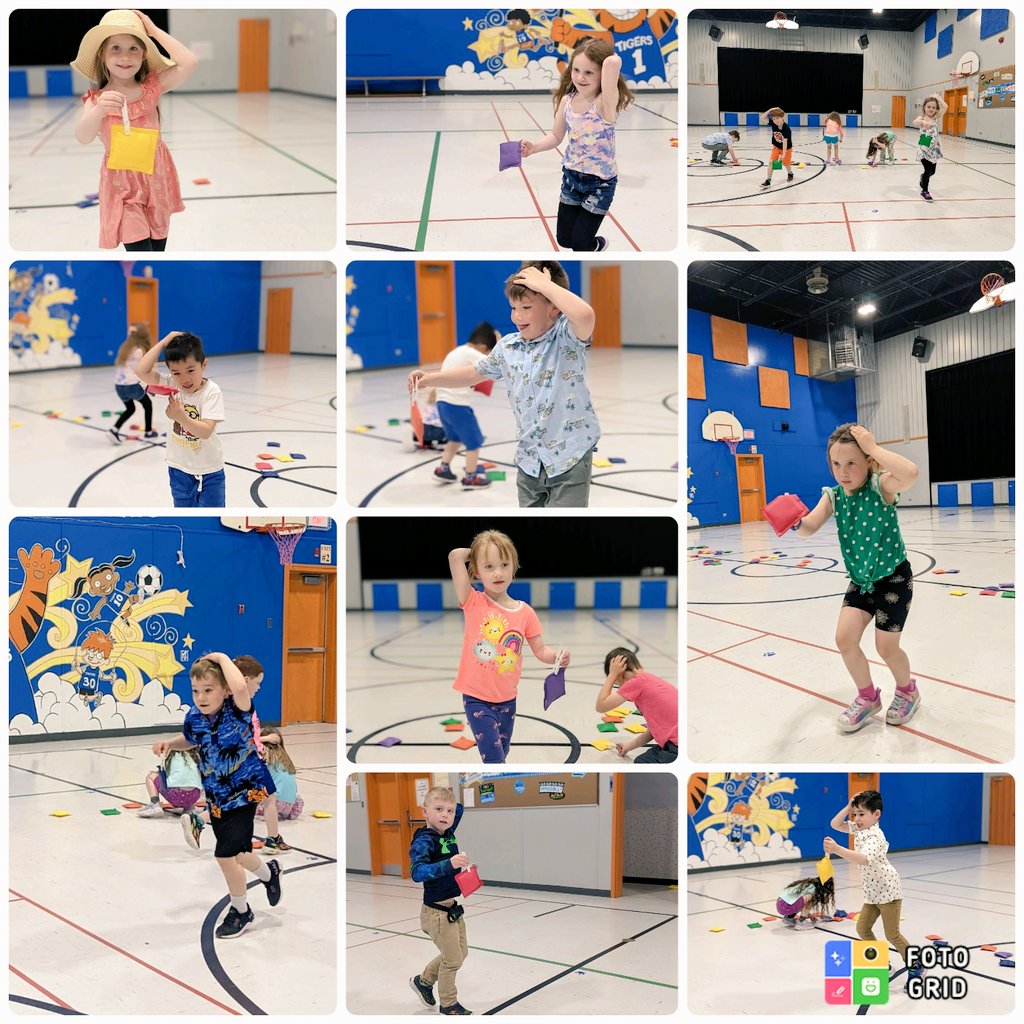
[701,409,744,442]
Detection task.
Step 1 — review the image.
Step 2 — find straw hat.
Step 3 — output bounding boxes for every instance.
[70,10,175,82]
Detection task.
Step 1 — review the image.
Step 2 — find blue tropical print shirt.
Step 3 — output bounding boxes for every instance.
[476,314,600,478]
[183,695,275,816]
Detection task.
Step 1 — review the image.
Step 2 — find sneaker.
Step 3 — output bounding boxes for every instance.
[836,159,842,165]
[262,834,292,854]
[439,1003,472,1016]
[781,916,797,928]
[263,858,282,906]
[921,191,934,202]
[215,905,254,939]
[795,918,817,930]
[594,236,608,252]
[107,429,123,445]
[837,690,882,733]
[434,463,457,483]
[787,173,794,182]
[181,811,204,849]
[410,975,437,1008]
[886,686,922,726]
[461,471,491,489]
[143,430,159,439]
[904,965,925,992]
[760,180,772,188]
[137,802,164,818]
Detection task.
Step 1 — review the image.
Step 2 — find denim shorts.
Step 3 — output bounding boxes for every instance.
[559,167,618,215]
[115,383,146,402]
[168,467,226,507]
[436,401,484,451]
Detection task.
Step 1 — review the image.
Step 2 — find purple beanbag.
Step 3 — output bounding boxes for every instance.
[543,667,566,710]
[499,140,522,171]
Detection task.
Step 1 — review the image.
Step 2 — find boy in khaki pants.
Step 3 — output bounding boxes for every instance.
[409,787,471,1015]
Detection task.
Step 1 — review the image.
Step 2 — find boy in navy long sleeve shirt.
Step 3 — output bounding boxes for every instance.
[409,788,472,1015]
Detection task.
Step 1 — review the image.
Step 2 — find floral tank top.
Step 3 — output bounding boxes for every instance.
[563,99,617,178]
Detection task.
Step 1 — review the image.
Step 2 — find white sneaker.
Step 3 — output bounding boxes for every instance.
[137,802,165,818]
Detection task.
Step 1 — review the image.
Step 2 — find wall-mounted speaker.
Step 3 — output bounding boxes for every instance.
[858,33,869,50]
[912,336,929,359]
[709,24,722,41]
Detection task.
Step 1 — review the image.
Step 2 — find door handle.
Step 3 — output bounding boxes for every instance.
[377,819,400,825]
[422,312,447,319]
[740,488,761,494]
[288,647,325,653]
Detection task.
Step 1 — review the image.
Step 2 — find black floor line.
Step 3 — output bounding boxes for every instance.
[8,994,82,1015]
[12,190,336,211]
[687,224,759,251]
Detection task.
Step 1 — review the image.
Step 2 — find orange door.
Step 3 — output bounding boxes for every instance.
[955,88,967,136]
[610,774,625,897]
[589,265,621,347]
[989,775,1014,845]
[847,773,880,848]
[239,19,270,92]
[416,262,455,363]
[281,565,337,724]
[736,454,765,523]
[266,288,293,354]
[891,95,906,128]
[126,277,158,339]
[364,773,434,877]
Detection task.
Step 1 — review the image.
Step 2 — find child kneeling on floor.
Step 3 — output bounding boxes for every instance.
[595,649,678,762]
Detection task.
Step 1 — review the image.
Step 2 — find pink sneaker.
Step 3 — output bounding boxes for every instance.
[886,685,922,726]
[837,690,882,733]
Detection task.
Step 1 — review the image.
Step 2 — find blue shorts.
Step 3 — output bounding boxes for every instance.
[116,383,146,402]
[559,167,617,215]
[823,135,839,144]
[168,467,226,507]
[436,402,484,451]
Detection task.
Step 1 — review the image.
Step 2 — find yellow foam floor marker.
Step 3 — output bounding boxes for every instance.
[11,422,23,428]
[625,723,648,733]
[355,426,371,433]
[275,454,295,462]
[312,811,332,818]
[593,458,613,467]
[51,810,70,817]
[590,739,612,751]
[948,590,967,596]
[609,706,631,716]
[710,926,725,932]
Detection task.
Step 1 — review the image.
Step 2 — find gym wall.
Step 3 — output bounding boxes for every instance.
[258,261,337,355]
[582,261,678,347]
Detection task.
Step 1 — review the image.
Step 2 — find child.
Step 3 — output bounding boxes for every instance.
[595,650,678,762]
[409,787,472,1016]
[794,424,921,733]
[431,321,500,489]
[701,129,741,166]
[447,530,569,763]
[72,9,197,250]
[912,94,948,201]
[776,872,835,928]
[761,107,794,188]
[415,391,447,450]
[258,730,304,825]
[823,111,844,165]
[408,262,599,508]
[135,331,226,507]
[110,322,157,444]
[155,653,280,939]
[824,791,924,991]
[521,40,634,251]
[866,131,896,166]
[138,747,202,817]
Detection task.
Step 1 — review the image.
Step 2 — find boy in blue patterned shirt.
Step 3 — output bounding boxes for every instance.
[154,652,281,939]
[409,260,600,507]
[408,788,472,1015]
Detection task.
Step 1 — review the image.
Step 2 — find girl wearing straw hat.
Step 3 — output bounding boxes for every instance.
[73,10,197,250]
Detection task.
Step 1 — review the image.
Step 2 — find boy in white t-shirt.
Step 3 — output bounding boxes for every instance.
[432,322,499,490]
[136,331,226,507]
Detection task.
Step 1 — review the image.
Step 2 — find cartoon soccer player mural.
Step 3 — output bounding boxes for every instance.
[71,551,140,621]
[502,9,543,52]
[727,801,752,846]
[72,628,117,705]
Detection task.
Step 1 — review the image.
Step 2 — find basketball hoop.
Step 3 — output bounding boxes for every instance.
[980,273,1006,306]
[722,437,741,455]
[255,522,307,565]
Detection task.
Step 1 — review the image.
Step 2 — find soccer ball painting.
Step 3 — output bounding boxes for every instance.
[136,564,163,598]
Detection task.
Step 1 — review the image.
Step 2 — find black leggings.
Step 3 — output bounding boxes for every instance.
[556,203,605,252]
[123,237,167,252]
[919,159,936,192]
[115,394,153,431]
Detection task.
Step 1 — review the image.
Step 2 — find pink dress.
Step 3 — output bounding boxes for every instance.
[85,73,184,249]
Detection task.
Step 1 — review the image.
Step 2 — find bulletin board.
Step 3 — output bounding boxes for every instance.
[978,65,1015,108]
[459,774,598,809]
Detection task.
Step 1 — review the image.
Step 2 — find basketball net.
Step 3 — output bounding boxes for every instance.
[261,523,306,566]
[981,273,1005,307]
[722,437,741,455]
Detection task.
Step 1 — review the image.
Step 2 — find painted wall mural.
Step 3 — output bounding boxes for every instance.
[9,264,82,371]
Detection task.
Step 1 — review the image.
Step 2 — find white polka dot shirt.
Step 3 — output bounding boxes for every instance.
[850,822,903,903]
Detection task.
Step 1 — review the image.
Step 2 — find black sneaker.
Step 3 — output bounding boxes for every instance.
[107,429,123,445]
[439,1003,472,1015]
[410,975,436,1008]
[787,173,794,181]
[761,180,771,188]
[594,236,608,252]
[215,905,254,939]
[263,858,282,906]
[921,190,934,202]
[434,463,457,483]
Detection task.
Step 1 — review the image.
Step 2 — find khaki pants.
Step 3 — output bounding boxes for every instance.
[856,899,910,965]
[420,903,469,1007]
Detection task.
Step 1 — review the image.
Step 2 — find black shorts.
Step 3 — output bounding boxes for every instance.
[210,803,258,858]
[842,559,913,632]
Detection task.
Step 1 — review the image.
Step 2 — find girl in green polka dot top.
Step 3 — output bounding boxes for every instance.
[794,423,922,734]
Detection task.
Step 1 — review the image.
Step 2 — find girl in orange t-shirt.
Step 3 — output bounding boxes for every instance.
[449,530,569,763]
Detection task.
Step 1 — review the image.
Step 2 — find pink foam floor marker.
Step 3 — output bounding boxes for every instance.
[543,667,566,710]
[761,494,809,536]
[146,384,179,396]
[499,140,522,171]
[256,461,273,470]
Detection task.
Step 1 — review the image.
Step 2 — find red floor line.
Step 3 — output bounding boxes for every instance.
[349,215,545,225]
[28,105,77,158]
[687,609,1013,702]
[491,102,559,250]
[841,201,856,251]
[686,646,998,763]
[9,964,75,1011]
[8,889,242,1014]
[702,633,770,658]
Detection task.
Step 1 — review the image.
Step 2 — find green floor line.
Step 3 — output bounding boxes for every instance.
[346,921,677,989]
[415,131,442,251]
[182,99,336,183]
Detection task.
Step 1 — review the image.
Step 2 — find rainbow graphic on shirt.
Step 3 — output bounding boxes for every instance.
[474,616,526,673]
